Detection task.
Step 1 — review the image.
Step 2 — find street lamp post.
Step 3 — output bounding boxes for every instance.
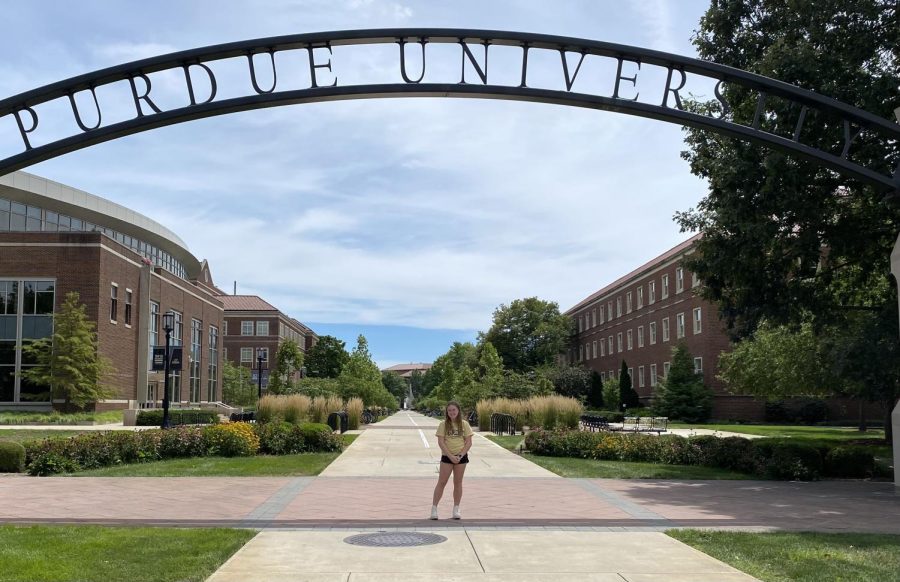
[161,312,175,429]
[256,348,265,400]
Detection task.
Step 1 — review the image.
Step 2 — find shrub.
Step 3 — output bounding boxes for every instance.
[601,379,620,411]
[136,409,219,426]
[652,343,712,422]
[824,446,875,478]
[0,441,26,472]
[204,422,259,457]
[754,441,823,480]
[299,422,343,452]
[158,426,207,458]
[764,398,829,424]
[346,397,363,430]
[255,422,307,455]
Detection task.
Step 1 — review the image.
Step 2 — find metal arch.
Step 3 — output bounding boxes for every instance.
[0,28,897,192]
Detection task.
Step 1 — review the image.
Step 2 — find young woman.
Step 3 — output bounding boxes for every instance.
[430,401,473,520]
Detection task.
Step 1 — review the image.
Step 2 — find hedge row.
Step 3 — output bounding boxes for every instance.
[23,421,342,476]
[524,429,878,480]
[136,409,220,426]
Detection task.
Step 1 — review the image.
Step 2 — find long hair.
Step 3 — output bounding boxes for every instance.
[443,401,463,435]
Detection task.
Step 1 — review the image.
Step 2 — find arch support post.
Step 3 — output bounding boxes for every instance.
[891,230,900,487]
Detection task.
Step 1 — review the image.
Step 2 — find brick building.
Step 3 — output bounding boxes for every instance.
[565,234,765,420]
[0,171,224,410]
[216,295,317,388]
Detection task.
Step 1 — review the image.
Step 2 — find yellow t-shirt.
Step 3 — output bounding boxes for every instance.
[435,419,473,455]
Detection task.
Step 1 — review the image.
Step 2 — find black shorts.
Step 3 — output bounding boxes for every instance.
[440,454,469,464]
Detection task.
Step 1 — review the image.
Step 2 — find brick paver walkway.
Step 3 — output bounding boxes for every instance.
[1,411,897,532]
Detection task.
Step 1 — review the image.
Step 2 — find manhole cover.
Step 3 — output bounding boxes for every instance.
[343,532,447,547]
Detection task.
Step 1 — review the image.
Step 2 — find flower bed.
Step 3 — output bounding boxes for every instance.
[23,422,343,475]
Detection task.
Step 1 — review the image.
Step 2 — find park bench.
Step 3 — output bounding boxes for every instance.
[580,414,610,432]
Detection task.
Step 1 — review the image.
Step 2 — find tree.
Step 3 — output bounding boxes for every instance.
[718,321,833,398]
[546,364,593,400]
[480,297,573,372]
[268,339,304,394]
[338,335,398,407]
[305,335,350,378]
[222,360,255,406]
[408,369,426,399]
[21,292,114,409]
[382,370,408,404]
[476,341,504,394]
[654,344,713,423]
[618,361,640,409]
[422,342,477,397]
[676,0,900,338]
[602,377,620,411]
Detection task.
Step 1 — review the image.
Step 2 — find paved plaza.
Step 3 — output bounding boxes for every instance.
[1,412,898,581]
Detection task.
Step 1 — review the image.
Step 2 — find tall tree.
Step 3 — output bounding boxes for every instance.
[381,370,408,403]
[480,297,573,372]
[221,359,255,406]
[676,0,900,337]
[338,335,397,407]
[618,361,640,409]
[21,292,114,409]
[268,339,304,394]
[305,335,350,379]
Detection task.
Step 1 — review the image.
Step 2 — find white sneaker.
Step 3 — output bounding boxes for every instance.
[452,506,461,520]
[429,506,438,520]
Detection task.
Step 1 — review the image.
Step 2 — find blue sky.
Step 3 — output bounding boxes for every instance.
[0,0,714,368]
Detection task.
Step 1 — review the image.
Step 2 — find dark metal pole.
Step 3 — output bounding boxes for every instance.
[257,352,263,401]
[162,325,172,429]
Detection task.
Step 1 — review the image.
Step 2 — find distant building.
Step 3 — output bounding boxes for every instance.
[564,235,763,420]
[0,171,224,410]
[216,295,317,386]
[382,363,432,380]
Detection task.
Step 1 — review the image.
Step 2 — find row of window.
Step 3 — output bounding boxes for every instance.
[239,347,269,363]
[576,266,700,333]
[0,196,187,279]
[600,357,704,389]
[578,308,702,362]
[147,301,219,403]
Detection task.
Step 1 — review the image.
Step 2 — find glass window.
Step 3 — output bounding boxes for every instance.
[124,290,133,326]
[650,364,657,387]
[608,336,613,355]
[627,329,633,350]
[256,321,269,336]
[241,321,253,335]
[637,326,644,348]
[663,361,671,377]
[649,322,657,345]
[600,339,605,357]
[626,292,632,313]
[638,366,645,388]
[692,272,700,288]
[694,357,703,373]
[617,332,623,352]
[693,307,702,334]
[241,347,253,363]
[676,312,685,339]
[676,267,684,293]
[649,281,656,304]
[0,210,9,231]
[110,284,118,322]
[662,317,670,342]
[637,286,643,309]
[208,326,219,402]
[662,274,670,299]
[616,297,622,318]
[591,309,597,327]
[148,301,159,369]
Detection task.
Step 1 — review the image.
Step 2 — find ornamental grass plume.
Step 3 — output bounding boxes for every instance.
[256,395,282,424]
[346,397,363,430]
[283,394,311,424]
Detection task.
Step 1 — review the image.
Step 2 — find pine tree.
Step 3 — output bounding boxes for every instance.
[653,343,713,422]
[619,361,640,408]
[22,292,114,409]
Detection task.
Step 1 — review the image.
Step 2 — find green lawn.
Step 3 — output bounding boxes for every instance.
[0,410,123,425]
[668,423,885,443]
[485,435,754,479]
[669,530,900,582]
[70,434,358,477]
[0,429,93,444]
[0,525,253,582]
[525,455,755,479]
